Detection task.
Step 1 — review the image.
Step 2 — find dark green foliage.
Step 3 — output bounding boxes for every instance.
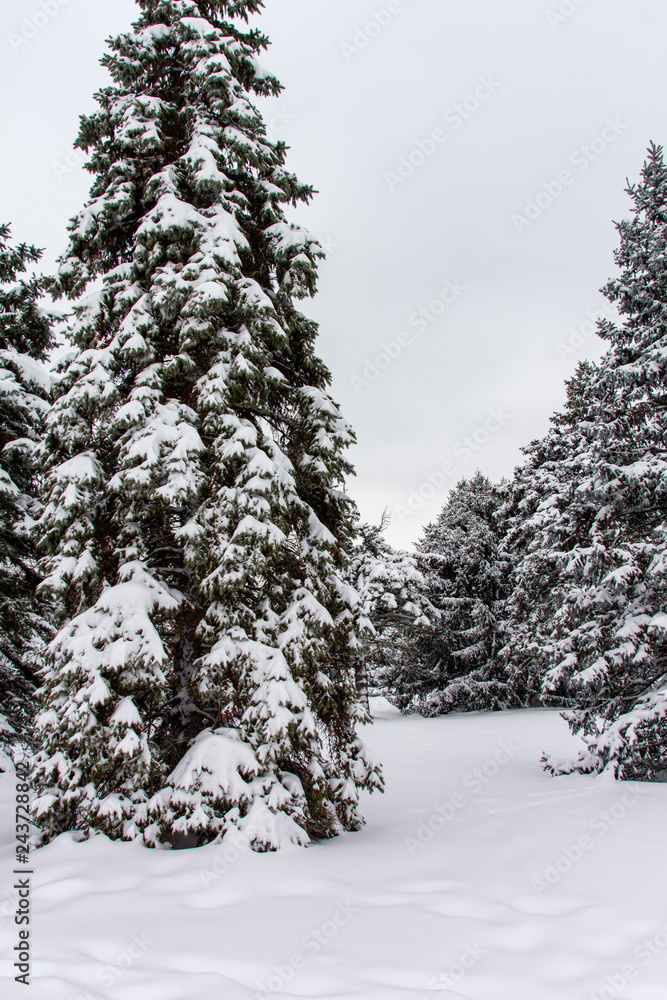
[381,474,513,716]
[507,145,667,779]
[0,225,53,749]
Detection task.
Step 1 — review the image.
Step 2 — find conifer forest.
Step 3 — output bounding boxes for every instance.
[1,2,666,998]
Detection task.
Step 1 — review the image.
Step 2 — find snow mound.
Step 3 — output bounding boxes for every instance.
[369,695,402,718]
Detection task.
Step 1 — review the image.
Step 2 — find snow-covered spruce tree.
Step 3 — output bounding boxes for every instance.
[0,226,52,751]
[346,514,431,707]
[512,144,667,780]
[399,473,512,715]
[499,362,600,709]
[33,0,382,849]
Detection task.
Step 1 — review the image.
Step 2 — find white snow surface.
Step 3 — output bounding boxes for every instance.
[2,708,667,999]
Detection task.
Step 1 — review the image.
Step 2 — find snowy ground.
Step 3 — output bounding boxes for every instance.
[2,704,667,1000]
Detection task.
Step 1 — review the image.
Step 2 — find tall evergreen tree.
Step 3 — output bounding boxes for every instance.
[400,473,512,715]
[500,362,599,708]
[509,145,667,780]
[33,0,382,849]
[0,225,52,751]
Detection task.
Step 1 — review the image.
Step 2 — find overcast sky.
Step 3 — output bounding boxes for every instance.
[2,0,666,548]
